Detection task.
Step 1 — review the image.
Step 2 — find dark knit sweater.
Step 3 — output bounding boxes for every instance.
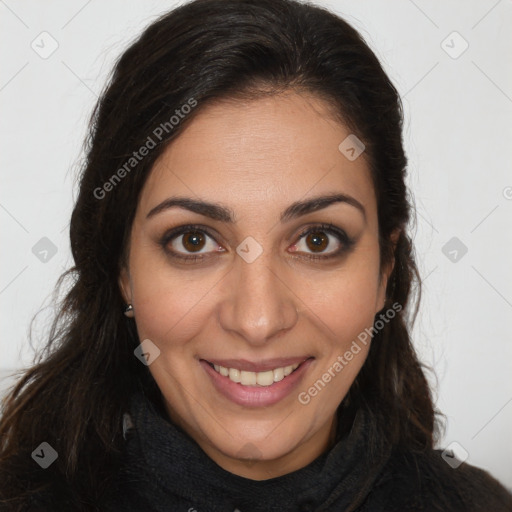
[94,390,512,512]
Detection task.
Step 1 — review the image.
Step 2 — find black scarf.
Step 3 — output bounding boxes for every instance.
[100,389,512,512]
[106,389,390,512]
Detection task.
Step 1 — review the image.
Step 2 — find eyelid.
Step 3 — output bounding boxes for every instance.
[159,223,223,256]
[295,223,350,245]
[291,222,354,259]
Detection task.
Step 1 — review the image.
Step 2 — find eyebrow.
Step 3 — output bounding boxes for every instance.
[146,193,366,223]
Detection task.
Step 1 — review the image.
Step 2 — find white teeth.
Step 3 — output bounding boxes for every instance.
[211,362,301,387]
[240,370,257,386]
[256,370,274,386]
[273,367,284,382]
[283,365,294,376]
[228,368,241,383]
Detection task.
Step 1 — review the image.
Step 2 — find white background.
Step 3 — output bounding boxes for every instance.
[1,0,511,489]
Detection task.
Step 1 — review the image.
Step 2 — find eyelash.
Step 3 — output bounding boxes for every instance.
[159,223,355,263]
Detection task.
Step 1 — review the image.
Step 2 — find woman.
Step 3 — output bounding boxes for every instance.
[1,0,511,510]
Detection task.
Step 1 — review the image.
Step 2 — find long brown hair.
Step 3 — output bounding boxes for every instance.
[0,0,437,508]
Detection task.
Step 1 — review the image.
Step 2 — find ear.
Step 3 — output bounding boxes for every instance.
[118,266,132,304]
[376,228,401,313]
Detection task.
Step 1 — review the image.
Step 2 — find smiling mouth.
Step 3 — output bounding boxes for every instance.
[204,359,312,387]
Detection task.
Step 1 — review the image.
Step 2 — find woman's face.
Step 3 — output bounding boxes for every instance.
[120,90,394,479]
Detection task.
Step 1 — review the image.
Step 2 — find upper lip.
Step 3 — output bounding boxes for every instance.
[201,356,313,372]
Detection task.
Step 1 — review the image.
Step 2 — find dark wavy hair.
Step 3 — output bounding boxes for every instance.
[0,0,437,508]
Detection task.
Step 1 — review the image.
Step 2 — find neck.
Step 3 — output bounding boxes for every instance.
[165,402,340,481]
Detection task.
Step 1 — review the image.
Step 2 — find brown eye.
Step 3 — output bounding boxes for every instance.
[181,231,206,252]
[304,231,329,252]
[163,227,222,258]
[168,230,218,255]
[290,223,354,261]
[294,229,341,255]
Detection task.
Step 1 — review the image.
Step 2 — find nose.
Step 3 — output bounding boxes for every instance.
[218,250,299,347]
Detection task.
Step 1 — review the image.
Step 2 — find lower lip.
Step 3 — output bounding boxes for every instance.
[200,358,314,408]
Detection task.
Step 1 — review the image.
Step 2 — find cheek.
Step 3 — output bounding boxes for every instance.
[133,285,213,347]
[298,262,379,408]
[127,245,219,346]
[301,244,382,342]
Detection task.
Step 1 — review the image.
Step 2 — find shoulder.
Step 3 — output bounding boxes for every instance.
[365,446,512,512]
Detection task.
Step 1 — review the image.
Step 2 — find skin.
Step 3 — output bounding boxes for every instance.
[119,90,396,480]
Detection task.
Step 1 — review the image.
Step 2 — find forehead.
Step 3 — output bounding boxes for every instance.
[139,91,376,221]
